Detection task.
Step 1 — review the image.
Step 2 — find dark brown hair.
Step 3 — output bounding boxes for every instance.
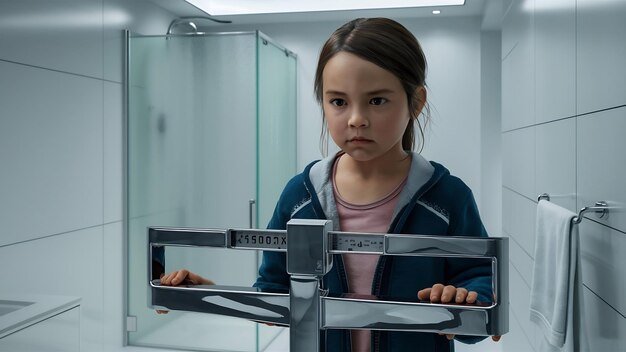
[314,17,430,155]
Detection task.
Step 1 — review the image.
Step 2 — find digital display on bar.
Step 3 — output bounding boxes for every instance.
[231,230,287,250]
[331,233,384,253]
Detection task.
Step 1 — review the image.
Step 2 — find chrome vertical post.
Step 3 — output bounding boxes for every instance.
[287,219,333,352]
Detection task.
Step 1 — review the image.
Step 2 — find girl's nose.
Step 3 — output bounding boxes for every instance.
[348,108,369,128]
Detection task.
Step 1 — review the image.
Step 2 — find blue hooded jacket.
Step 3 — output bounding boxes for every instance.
[254,152,492,351]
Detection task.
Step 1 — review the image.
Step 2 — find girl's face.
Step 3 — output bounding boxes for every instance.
[322,52,412,162]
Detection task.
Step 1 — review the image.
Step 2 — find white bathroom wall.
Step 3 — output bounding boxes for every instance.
[501,0,626,350]
[0,7,504,350]
[0,1,179,351]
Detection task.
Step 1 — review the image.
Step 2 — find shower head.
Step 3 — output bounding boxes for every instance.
[167,16,232,35]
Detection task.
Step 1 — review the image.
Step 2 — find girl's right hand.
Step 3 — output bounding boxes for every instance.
[159,269,214,286]
[156,269,215,315]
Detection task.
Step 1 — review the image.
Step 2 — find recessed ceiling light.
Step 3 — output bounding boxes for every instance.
[432,10,442,14]
[185,0,465,16]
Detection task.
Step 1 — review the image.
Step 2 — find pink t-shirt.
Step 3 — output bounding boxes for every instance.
[332,157,407,352]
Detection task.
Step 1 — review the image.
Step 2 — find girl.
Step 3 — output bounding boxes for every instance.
[162,17,499,352]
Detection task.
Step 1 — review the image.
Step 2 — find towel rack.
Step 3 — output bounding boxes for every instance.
[537,193,609,224]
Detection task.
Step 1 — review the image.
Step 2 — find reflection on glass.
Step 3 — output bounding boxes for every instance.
[127,32,296,351]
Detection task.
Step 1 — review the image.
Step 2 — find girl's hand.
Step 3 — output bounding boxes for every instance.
[159,269,214,286]
[417,284,501,342]
[417,283,477,305]
[156,269,215,315]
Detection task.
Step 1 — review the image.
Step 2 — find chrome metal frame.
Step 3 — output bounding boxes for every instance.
[148,220,509,351]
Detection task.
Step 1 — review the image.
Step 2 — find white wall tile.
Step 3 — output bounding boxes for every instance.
[481,31,503,237]
[501,309,536,352]
[502,188,513,236]
[0,227,104,352]
[509,192,536,259]
[103,0,176,83]
[579,220,626,317]
[577,0,626,114]
[501,0,535,131]
[407,18,483,197]
[103,222,124,351]
[104,81,123,224]
[535,118,576,212]
[534,0,575,123]
[501,0,532,60]
[509,260,537,351]
[0,0,102,78]
[0,62,103,246]
[502,134,513,190]
[504,128,535,199]
[577,107,626,234]
[582,286,626,351]
[509,236,533,286]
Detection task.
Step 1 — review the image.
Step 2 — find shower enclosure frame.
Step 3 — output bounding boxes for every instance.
[123,29,297,351]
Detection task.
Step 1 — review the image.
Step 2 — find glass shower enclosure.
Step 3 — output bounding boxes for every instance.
[126,31,297,351]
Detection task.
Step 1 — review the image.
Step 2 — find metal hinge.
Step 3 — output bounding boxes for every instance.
[126,316,137,332]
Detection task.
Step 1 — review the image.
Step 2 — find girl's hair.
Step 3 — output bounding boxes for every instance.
[314,17,430,155]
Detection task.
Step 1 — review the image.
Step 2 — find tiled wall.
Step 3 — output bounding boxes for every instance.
[501,0,626,350]
[0,1,176,350]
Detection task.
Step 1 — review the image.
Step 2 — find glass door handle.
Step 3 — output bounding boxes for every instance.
[249,199,255,229]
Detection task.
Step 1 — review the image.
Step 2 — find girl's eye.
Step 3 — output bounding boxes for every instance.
[370,97,387,105]
[330,98,346,107]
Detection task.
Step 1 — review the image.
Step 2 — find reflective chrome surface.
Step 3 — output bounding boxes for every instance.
[385,234,502,258]
[286,219,332,276]
[149,227,227,247]
[148,222,509,341]
[290,276,324,352]
[150,282,290,326]
[322,294,505,336]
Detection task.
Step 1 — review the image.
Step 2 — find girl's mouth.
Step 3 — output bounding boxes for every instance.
[349,137,373,143]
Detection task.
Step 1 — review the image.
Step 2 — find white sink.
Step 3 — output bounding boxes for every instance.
[0,295,80,339]
[0,300,34,317]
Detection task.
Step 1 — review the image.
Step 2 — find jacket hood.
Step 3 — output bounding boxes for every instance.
[303,152,449,231]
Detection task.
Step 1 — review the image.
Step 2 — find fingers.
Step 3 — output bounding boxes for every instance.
[159,269,215,286]
[453,288,477,304]
[429,284,445,302]
[160,269,190,286]
[417,287,431,301]
[188,272,215,286]
[441,285,456,303]
[466,290,478,304]
[418,284,479,304]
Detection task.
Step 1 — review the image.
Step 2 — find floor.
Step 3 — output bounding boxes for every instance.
[264,328,504,352]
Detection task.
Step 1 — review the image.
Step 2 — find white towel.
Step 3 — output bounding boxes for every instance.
[530,200,587,351]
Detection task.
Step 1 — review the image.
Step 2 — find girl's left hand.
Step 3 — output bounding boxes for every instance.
[417,284,501,342]
[417,283,477,305]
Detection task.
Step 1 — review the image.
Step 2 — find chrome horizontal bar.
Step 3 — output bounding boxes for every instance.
[322,294,505,336]
[149,227,505,258]
[149,281,290,326]
[384,234,503,258]
[149,227,227,247]
[148,224,509,338]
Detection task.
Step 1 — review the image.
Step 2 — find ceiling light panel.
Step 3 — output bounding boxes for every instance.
[185,0,465,16]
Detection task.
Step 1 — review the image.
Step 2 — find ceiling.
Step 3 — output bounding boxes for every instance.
[152,0,502,29]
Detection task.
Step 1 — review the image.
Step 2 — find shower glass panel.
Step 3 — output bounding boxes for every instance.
[257,36,298,235]
[126,31,296,351]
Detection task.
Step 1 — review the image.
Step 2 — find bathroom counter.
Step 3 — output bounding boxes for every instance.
[0,294,80,339]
